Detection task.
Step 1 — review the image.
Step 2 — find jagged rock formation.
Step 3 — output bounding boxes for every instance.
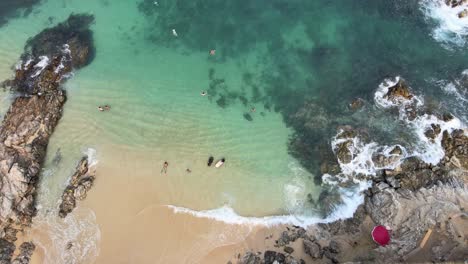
[59,157,95,218]
[0,14,95,263]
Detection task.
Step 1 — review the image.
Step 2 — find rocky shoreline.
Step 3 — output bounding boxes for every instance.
[0,14,95,263]
[58,156,96,218]
[236,80,468,263]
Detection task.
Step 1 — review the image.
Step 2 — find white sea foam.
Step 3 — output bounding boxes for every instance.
[33,208,101,264]
[421,0,468,47]
[331,132,407,177]
[411,113,464,164]
[31,56,50,78]
[441,72,468,104]
[84,147,98,167]
[374,76,423,110]
[169,205,320,228]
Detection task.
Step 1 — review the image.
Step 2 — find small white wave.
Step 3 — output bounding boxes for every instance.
[442,82,468,103]
[331,131,407,177]
[83,148,98,167]
[411,113,464,164]
[31,56,50,78]
[421,0,468,47]
[168,205,321,228]
[33,208,100,264]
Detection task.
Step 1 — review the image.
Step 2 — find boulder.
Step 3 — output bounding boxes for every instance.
[303,238,322,259]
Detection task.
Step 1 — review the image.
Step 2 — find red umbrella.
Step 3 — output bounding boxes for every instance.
[372,225,390,246]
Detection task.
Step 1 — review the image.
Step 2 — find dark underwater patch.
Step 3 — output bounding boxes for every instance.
[0,0,42,28]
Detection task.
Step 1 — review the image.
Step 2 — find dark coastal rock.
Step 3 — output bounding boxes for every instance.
[348,97,365,111]
[441,129,468,170]
[4,14,95,95]
[424,124,441,140]
[11,242,35,264]
[59,157,95,218]
[384,79,413,101]
[283,246,294,254]
[445,0,468,8]
[263,251,285,264]
[0,14,95,259]
[238,252,262,264]
[303,238,322,259]
[275,227,306,247]
[0,238,15,264]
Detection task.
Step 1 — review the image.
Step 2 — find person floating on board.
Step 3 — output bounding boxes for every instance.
[215,158,225,168]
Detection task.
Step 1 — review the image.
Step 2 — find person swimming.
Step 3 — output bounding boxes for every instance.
[209,49,216,56]
[172,29,178,37]
[161,161,169,174]
[104,105,111,111]
[201,91,207,96]
[207,156,214,166]
[98,106,104,111]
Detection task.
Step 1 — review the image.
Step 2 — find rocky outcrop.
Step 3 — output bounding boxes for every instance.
[0,14,95,263]
[384,79,413,101]
[11,242,35,264]
[59,157,95,218]
[445,0,468,8]
[237,125,468,263]
[441,129,468,170]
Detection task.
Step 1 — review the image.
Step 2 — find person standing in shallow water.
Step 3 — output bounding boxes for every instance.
[161,161,168,174]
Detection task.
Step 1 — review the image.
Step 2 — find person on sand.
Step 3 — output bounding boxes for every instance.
[161,161,169,174]
[98,106,104,112]
[186,168,191,173]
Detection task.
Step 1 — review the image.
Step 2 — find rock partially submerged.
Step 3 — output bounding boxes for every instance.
[384,79,413,102]
[0,14,95,263]
[59,156,96,218]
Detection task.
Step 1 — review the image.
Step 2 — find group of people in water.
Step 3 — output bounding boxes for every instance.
[160,156,225,174]
[97,105,111,112]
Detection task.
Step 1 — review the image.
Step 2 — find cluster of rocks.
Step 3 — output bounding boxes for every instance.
[445,0,468,18]
[58,157,96,218]
[0,14,95,263]
[236,78,468,263]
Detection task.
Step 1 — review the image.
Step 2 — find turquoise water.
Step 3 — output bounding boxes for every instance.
[0,0,467,241]
[1,0,467,215]
[1,0,467,263]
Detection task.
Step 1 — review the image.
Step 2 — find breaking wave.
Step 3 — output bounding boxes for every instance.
[421,0,468,47]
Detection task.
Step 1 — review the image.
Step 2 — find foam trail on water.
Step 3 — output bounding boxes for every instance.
[168,205,335,228]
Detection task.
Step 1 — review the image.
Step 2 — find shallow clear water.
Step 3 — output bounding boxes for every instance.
[0,0,467,262]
